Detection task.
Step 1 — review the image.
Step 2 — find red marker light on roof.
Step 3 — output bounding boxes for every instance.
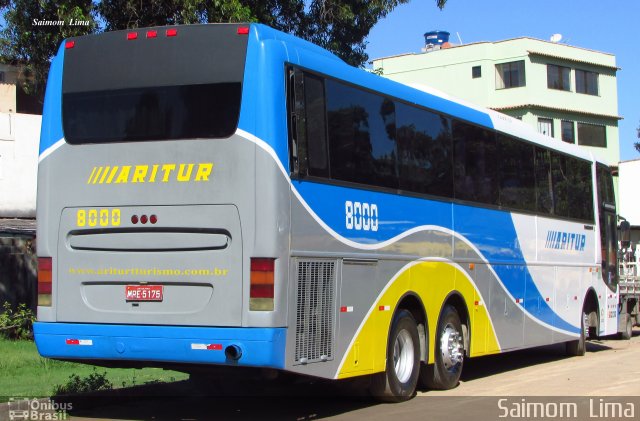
[166,28,178,37]
[237,26,249,35]
[127,32,138,40]
[65,41,75,49]
[146,30,157,39]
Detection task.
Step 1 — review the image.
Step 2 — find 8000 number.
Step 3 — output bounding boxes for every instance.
[345,201,378,232]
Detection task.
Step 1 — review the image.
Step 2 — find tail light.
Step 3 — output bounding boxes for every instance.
[38,257,52,306]
[250,258,275,311]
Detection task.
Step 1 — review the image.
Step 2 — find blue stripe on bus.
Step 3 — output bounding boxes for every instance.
[34,322,287,368]
[293,179,579,334]
[454,206,580,334]
[39,42,66,155]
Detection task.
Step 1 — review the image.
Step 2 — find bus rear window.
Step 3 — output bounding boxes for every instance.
[63,83,241,143]
[61,24,247,144]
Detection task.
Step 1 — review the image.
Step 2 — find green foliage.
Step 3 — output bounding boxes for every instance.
[0,0,96,101]
[0,302,36,340]
[635,121,639,153]
[53,368,114,395]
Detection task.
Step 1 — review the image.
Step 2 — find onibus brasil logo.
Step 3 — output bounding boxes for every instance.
[8,398,72,420]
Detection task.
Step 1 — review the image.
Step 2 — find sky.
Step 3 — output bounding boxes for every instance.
[364,0,640,162]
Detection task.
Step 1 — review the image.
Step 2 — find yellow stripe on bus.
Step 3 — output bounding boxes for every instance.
[337,261,500,379]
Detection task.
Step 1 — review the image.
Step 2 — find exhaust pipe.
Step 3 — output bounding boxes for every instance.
[225,344,242,361]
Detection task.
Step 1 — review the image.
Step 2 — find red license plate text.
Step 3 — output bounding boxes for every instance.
[125,285,163,301]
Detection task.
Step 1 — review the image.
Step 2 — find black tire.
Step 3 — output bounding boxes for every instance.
[619,316,632,340]
[566,311,586,356]
[370,309,420,402]
[423,305,464,390]
[586,310,599,340]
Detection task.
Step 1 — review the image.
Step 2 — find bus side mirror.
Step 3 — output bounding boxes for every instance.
[619,220,631,249]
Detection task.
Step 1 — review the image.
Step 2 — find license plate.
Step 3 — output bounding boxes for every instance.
[125,285,163,302]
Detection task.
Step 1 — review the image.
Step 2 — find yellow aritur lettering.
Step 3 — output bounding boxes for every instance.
[161,164,176,182]
[87,167,97,184]
[106,166,119,184]
[92,167,104,184]
[195,163,214,181]
[98,166,111,184]
[114,166,131,183]
[88,162,214,183]
[131,165,149,183]
[149,164,159,183]
[177,164,194,182]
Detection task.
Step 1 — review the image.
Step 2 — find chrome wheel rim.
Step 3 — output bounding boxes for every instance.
[440,323,463,371]
[393,329,415,383]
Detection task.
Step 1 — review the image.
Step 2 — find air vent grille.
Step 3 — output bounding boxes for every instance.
[294,260,335,363]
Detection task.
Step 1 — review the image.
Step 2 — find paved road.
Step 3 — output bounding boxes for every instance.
[2,330,639,421]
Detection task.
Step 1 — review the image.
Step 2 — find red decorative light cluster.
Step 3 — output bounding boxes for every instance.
[126,29,178,40]
[131,214,158,225]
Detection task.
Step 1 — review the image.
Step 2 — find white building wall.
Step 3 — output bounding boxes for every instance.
[619,159,640,225]
[0,112,41,217]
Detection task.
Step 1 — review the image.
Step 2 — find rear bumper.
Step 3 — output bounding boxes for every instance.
[34,322,286,368]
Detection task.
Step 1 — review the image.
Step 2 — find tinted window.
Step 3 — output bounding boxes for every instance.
[576,69,599,95]
[326,79,397,189]
[597,165,615,206]
[547,64,571,91]
[550,152,570,217]
[64,83,241,143]
[534,147,553,215]
[578,123,607,147]
[453,121,498,204]
[495,61,525,89]
[498,135,535,211]
[396,102,452,197]
[303,73,329,177]
[568,159,594,221]
[472,66,481,78]
[561,120,575,143]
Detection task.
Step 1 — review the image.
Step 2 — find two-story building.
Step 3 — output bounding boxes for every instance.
[371,36,621,169]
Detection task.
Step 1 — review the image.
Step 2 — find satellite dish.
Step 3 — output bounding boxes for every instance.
[550,34,563,43]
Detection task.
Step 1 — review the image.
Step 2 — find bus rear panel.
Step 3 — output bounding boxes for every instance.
[35,24,288,369]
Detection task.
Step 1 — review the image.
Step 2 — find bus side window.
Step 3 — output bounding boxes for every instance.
[303,73,329,178]
[288,68,329,179]
[452,120,498,205]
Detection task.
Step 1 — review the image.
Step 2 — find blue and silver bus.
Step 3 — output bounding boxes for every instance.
[35,23,620,401]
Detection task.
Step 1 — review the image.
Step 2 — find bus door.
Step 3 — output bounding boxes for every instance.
[596,164,618,334]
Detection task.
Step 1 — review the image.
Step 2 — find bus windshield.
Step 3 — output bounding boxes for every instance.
[61,24,247,144]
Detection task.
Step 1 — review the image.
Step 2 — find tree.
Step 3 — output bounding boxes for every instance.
[0,0,97,102]
[0,0,448,105]
[636,121,640,153]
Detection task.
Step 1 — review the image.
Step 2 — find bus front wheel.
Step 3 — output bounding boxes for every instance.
[566,310,587,356]
[370,309,420,402]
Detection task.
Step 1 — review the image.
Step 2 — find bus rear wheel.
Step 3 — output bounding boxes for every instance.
[370,309,420,402]
[423,305,464,390]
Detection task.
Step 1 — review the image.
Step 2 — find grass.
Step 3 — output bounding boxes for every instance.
[0,338,188,402]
